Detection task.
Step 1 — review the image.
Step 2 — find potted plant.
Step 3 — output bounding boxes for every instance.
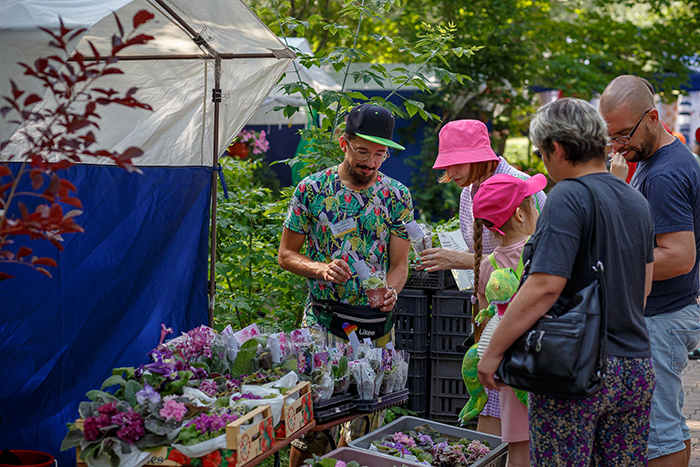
[227,129,269,158]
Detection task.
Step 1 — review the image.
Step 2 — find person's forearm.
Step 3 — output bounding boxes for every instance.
[653,245,694,281]
[386,262,408,293]
[454,250,475,270]
[278,249,324,280]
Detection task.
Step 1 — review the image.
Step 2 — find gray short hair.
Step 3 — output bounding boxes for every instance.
[529,98,608,164]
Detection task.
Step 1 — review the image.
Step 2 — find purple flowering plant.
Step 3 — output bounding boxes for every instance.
[61,394,147,465]
[175,409,240,446]
[371,425,491,467]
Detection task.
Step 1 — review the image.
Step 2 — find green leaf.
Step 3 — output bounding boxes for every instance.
[60,429,85,451]
[124,380,142,407]
[111,367,136,379]
[232,338,259,377]
[100,375,126,390]
[86,390,111,402]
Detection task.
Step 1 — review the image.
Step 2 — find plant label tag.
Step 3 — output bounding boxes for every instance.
[268,334,282,363]
[222,324,234,338]
[363,337,373,346]
[330,218,357,238]
[354,260,371,280]
[313,351,328,370]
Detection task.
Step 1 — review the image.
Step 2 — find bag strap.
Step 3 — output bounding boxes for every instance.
[488,253,501,270]
[565,177,608,381]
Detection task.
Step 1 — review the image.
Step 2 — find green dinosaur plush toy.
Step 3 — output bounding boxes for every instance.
[458,266,527,425]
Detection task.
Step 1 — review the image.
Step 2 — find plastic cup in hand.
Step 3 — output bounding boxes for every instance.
[366,287,388,308]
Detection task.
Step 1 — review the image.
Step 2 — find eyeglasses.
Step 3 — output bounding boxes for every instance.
[608,109,652,146]
[346,141,390,163]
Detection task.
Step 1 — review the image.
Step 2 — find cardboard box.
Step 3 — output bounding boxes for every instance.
[274,381,313,439]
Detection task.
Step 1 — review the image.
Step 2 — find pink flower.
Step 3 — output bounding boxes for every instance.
[160,399,187,422]
[199,380,218,397]
[335,461,347,467]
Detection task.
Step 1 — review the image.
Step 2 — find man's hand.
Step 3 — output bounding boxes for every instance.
[379,287,398,312]
[477,347,504,391]
[319,259,352,283]
[417,248,474,271]
[609,152,629,181]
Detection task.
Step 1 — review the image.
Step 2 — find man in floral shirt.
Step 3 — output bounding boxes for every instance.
[278,103,413,464]
[279,103,414,331]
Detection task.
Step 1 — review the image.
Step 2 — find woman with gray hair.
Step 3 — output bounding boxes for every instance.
[477,98,656,465]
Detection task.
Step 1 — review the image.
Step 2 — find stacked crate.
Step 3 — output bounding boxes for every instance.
[429,289,473,423]
[394,288,430,417]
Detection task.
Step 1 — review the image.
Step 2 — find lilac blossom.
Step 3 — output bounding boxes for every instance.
[136,384,161,405]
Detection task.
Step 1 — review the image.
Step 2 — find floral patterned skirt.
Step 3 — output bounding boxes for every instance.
[529,355,655,466]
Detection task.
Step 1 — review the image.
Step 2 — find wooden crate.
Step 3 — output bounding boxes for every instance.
[75,405,275,467]
[274,381,314,439]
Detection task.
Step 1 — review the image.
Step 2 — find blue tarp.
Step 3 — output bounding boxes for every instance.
[0,164,211,466]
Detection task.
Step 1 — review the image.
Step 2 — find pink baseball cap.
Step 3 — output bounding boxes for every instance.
[433,120,499,169]
[473,173,548,235]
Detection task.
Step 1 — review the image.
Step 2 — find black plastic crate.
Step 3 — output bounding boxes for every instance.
[430,289,473,358]
[405,355,428,417]
[394,289,430,354]
[404,268,456,290]
[429,358,469,423]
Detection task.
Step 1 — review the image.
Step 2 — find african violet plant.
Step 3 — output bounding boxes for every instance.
[371,424,491,467]
[60,325,288,467]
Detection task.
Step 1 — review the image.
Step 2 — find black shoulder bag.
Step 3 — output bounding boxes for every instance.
[496,178,608,400]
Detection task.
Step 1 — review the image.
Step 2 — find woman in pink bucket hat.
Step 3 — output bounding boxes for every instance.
[418,119,548,436]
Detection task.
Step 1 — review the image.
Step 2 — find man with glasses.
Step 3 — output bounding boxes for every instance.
[600,75,700,467]
[279,103,413,466]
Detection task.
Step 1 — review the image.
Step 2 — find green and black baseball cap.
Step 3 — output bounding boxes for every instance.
[345,104,405,150]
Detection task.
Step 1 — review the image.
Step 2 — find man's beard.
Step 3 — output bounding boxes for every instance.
[624,126,657,163]
[344,159,376,186]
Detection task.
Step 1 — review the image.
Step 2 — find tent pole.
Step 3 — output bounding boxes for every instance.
[208,57,222,328]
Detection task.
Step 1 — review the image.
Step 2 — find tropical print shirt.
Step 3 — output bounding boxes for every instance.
[284,166,413,323]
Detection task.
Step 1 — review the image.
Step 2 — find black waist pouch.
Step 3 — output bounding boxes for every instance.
[311,297,393,340]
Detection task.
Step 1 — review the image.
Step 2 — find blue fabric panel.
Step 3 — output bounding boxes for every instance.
[0,164,211,466]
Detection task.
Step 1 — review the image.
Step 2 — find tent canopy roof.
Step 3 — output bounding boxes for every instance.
[0,0,294,166]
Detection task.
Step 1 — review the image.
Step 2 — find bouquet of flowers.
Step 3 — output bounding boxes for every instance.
[370,425,491,467]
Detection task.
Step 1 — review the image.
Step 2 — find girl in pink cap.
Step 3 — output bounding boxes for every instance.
[419,119,547,435]
[470,172,548,467]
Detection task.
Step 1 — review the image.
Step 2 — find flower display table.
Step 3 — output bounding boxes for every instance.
[75,410,316,467]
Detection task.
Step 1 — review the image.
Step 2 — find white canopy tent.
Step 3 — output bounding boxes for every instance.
[0,0,295,321]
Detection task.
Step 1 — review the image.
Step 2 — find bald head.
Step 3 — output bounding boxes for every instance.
[600,75,655,116]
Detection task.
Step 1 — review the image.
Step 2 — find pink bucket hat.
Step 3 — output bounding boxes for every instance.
[473,173,548,235]
[433,120,499,169]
